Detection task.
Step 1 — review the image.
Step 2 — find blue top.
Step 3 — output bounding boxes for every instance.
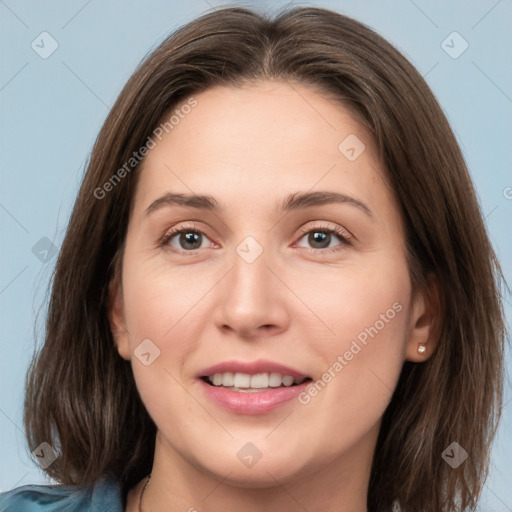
[0,473,125,511]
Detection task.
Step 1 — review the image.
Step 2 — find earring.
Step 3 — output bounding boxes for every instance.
[417,344,427,354]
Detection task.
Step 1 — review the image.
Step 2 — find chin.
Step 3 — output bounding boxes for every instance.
[210,463,304,489]
[192,446,314,489]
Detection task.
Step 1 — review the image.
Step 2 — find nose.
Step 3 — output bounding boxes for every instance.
[213,245,290,340]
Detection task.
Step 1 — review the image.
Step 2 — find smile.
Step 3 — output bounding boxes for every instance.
[197,361,313,414]
[202,371,308,391]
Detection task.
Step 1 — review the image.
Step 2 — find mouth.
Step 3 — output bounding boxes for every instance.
[197,359,313,414]
[200,372,312,393]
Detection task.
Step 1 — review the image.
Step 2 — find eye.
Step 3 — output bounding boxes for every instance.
[295,224,352,252]
[161,224,214,252]
[160,222,352,254]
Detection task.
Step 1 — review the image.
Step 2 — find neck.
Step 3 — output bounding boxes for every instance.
[138,428,377,512]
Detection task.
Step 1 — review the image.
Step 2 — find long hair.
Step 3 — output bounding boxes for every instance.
[23,6,506,511]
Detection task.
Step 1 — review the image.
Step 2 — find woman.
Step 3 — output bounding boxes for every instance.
[0,5,505,512]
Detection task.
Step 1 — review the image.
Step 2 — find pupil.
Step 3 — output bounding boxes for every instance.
[180,231,201,249]
[178,231,331,250]
[309,231,330,248]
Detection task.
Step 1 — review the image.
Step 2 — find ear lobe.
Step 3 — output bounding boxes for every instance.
[108,278,131,361]
[405,275,441,362]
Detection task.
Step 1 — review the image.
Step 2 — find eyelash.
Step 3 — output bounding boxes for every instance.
[159,222,352,255]
[295,224,352,253]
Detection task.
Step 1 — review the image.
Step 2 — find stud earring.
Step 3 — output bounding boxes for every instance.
[417,344,427,354]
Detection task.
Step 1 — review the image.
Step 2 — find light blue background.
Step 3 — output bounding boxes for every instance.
[1,0,511,509]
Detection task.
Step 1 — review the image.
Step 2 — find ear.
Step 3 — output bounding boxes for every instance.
[405,275,441,362]
[108,277,131,361]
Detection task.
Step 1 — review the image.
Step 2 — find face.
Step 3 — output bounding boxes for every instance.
[110,80,434,488]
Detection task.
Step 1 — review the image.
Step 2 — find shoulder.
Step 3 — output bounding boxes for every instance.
[0,473,124,511]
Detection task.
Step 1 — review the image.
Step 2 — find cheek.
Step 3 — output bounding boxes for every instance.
[118,256,206,404]
[285,263,411,467]
[295,255,411,407]
[294,255,410,347]
[120,277,206,441]
[121,253,207,341]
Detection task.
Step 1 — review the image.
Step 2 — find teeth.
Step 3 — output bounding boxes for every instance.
[207,372,306,389]
[250,373,269,388]
[223,372,234,386]
[233,373,251,388]
[211,374,224,386]
[268,372,282,387]
[282,375,294,386]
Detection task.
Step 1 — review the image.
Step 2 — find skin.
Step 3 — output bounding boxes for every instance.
[110,80,438,512]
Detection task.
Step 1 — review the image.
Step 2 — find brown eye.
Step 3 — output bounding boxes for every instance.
[162,227,212,251]
[307,231,333,249]
[176,231,203,250]
[295,226,351,251]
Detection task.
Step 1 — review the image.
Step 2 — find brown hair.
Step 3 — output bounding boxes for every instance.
[23,6,506,511]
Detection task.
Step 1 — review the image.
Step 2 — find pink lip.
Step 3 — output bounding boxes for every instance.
[197,359,308,379]
[197,359,311,415]
[199,378,310,415]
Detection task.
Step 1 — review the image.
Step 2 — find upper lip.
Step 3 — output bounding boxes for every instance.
[198,359,309,379]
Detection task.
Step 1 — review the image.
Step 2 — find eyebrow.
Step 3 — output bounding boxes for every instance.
[144,191,372,217]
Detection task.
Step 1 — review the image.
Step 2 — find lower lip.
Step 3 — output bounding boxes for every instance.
[199,378,310,415]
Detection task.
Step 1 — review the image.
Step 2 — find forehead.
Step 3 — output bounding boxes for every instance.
[132,80,387,217]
